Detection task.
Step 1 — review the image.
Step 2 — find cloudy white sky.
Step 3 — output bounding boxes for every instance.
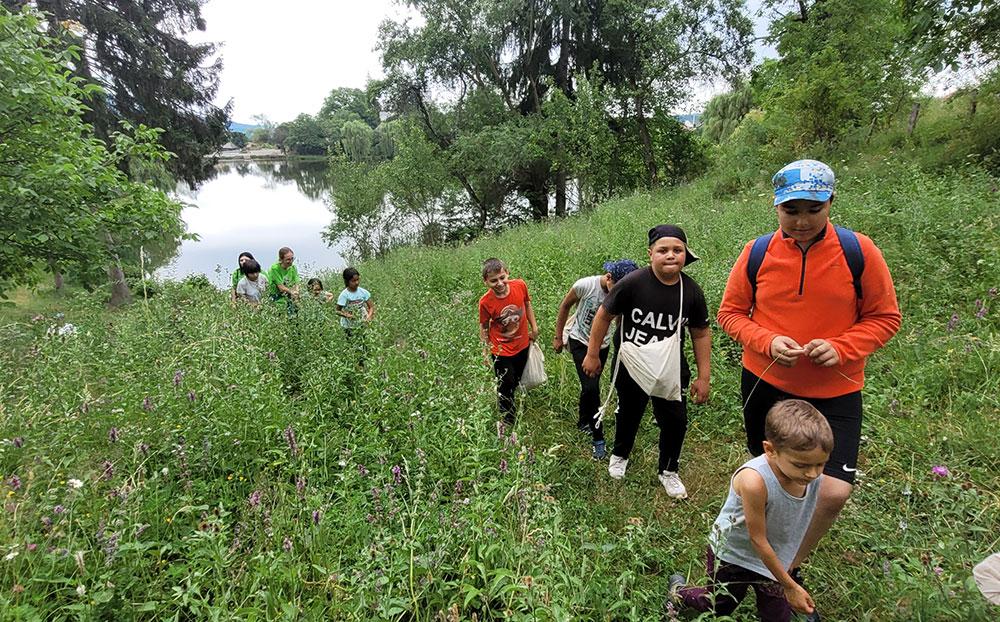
[197,0,776,124]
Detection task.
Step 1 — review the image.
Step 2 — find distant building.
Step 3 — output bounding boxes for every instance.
[220,142,240,152]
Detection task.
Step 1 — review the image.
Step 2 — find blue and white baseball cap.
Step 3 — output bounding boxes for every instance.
[772,159,835,206]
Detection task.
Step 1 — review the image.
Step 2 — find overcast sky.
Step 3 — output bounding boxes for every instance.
[197,0,776,124]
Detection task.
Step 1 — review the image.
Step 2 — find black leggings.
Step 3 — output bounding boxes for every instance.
[568,338,607,441]
[492,346,530,423]
[612,365,687,473]
[741,368,862,484]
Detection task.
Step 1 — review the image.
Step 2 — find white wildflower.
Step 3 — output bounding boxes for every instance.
[67,478,83,489]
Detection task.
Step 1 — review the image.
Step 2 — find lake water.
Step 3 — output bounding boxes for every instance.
[157,160,348,288]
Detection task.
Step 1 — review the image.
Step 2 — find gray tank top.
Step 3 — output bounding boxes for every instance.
[708,454,820,580]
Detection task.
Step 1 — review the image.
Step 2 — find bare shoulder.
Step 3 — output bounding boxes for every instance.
[732,467,767,503]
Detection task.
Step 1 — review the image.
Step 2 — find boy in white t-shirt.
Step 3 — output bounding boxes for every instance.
[235,260,269,305]
[553,259,638,459]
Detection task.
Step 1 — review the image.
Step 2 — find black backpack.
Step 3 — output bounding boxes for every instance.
[746,225,865,305]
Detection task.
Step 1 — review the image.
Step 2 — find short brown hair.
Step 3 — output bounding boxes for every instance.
[764,400,834,453]
[278,247,293,259]
[482,258,507,279]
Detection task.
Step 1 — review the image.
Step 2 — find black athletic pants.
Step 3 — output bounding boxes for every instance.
[492,346,530,423]
[612,364,687,473]
[567,338,607,442]
[741,367,862,484]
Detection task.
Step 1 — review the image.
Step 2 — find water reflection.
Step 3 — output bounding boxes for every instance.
[158,160,347,287]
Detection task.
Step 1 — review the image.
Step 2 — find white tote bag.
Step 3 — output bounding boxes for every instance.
[519,342,548,391]
[618,276,684,401]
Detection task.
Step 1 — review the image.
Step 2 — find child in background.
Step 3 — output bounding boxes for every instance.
[336,267,374,332]
[307,277,334,302]
[230,251,255,302]
[668,399,831,621]
[552,258,639,460]
[235,260,268,305]
[479,258,539,425]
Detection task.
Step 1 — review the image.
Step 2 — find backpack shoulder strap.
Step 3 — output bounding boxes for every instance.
[833,225,865,299]
[746,232,774,305]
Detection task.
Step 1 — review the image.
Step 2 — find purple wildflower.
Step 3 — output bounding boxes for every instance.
[975,300,987,319]
[284,425,300,456]
[496,420,505,440]
[12,437,23,449]
[454,480,463,494]
[142,396,153,411]
[946,313,959,332]
[931,465,950,478]
[26,543,37,552]
[187,390,197,403]
[499,459,508,474]
[357,464,369,477]
[173,370,184,387]
[103,532,120,563]
[296,477,306,496]
[267,351,277,361]
[990,287,998,298]
[283,536,293,552]
[108,427,120,443]
[248,490,262,508]
[933,566,943,577]
[138,443,149,455]
[391,465,402,485]
[100,460,114,480]
[41,516,52,527]
[9,475,21,491]
[312,509,321,525]
[53,505,65,515]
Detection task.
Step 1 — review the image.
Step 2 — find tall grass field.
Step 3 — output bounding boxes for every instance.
[1,152,998,620]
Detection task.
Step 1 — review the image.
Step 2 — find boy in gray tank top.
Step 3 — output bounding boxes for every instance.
[668,400,833,621]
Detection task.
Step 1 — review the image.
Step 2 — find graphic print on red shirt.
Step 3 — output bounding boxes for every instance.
[479,279,531,356]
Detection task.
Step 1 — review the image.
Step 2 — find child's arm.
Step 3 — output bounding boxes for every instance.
[525,299,539,341]
[552,287,579,353]
[364,298,375,321]
[689,326,712,404]
[336,304,353,319]
[582,307,614,377]
[734,470,816,615]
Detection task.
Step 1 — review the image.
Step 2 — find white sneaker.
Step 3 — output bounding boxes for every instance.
[608,455,628,480]
[658,470,688,499]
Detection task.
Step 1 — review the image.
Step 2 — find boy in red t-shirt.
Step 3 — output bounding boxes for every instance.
[478,258,539,424]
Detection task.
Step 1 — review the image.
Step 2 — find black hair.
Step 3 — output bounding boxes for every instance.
[240,260,261,276]
[238,251,255,262]
[307,277,323,289]
[342,267,360,286]
[481,258,507,279]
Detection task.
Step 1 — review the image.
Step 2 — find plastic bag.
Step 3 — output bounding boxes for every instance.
[619,334,682,400]
[974,552,1000,605]
[519,342,547,390]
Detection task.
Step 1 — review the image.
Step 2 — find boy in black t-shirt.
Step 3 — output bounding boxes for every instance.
[583,225,712,499]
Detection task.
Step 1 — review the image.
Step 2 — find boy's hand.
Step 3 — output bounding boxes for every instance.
[582,352,602,378]
[689,377,710,404]
[528,328,539,342]
[803,338,840,367]
[552,335,564,353]
[782,583,815,615]
[770,335,805,367]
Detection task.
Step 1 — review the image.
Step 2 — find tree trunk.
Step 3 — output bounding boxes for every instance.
[555,169,567,217]
[970,88,978,116]
[907,102,920,135]
[48,258,63,290]
[107,264,132,307]
[634,97,659,186]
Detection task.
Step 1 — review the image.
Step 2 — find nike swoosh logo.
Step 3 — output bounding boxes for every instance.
[842,465,857,473]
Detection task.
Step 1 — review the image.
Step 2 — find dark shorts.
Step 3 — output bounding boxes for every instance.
[741,368,862,485]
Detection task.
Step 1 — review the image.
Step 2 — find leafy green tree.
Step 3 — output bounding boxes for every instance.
[339,120,375,162]
[0,8,184,301]
[319,87,380,128]
[228,131,248,148]
[284,114,328,156]
[701,84,754,143]
[904,0,1000,70]
[4,0,230,186]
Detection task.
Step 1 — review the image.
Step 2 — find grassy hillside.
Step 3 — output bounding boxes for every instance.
[1,149,998,619]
